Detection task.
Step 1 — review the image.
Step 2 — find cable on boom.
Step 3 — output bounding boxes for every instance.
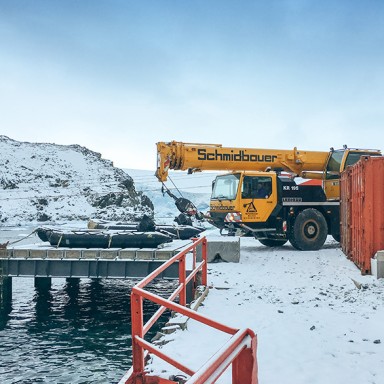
[160,181,206,226]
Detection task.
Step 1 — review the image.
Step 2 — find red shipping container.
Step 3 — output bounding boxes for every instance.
[340,156,384,274]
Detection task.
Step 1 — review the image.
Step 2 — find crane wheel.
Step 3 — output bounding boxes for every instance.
[258,238,288,247]
[288,226,300,250]
[291,208,328,251]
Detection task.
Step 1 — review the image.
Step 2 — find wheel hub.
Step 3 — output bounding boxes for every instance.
[304,221,318,238]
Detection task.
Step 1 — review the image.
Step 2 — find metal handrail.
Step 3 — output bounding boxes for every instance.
[122,235,258,384]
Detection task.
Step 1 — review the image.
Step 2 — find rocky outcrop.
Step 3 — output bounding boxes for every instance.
[0,136,153,225]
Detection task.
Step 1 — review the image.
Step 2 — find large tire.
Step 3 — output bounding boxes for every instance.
[258,238,288,247]
[291,209,328,251]
[288,225,300,250]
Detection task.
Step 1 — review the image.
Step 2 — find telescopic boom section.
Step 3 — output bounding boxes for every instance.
[155,141,329,182]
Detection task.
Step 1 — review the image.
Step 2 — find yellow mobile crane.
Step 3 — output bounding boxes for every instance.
[156,141,381,250]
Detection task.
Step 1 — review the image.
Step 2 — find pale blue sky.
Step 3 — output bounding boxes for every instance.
[1,0,383,169]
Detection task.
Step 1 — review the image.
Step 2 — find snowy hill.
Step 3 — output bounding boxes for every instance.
[0,136,218,227]
[0,136,153,226]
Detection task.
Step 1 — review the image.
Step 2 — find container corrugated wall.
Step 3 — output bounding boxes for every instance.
[340,168,352,258]
[340,156,384,274]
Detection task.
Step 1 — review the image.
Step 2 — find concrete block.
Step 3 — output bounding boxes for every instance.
[46,249,64,259]
[151,331,166,342]
[136,248,155,260]
[161,324,181,334]
[64,249,82,259]
[118,249,137,260]
[82,250,100,259]
[371,251,384,279]
[196,237,240,263]
[12,249,29,258]
[100,249,119,259]
[166,314,189,330]
[29,249,47,259]
[0,249,8,259]
[152,338,174,347]
[155,249,177,260]
[151,332,175,346]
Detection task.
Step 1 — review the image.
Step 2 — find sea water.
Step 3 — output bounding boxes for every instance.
[0,226,175,383]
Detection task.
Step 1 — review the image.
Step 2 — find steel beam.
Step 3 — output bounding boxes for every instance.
[1,259,179,279]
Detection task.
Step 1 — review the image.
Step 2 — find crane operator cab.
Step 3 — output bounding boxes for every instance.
[210,171,278,232]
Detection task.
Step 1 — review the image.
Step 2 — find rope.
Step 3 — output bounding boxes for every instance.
[108,234,113,248]
[56,234,63,248]
[168,175,184,198]
[157,229,177,239]
[161,182,177,200]
[8,229,38,246]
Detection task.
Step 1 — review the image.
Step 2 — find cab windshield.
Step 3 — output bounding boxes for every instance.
[326,150,381,179]
[345,151,381,167]
[326,150,345,180]
[211,174,240,200]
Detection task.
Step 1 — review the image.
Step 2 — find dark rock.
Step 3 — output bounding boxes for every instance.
[140,193,154,210]
[37,213,51,222]
[119,178,134,190]
[174,213,193,226]
[137,214,156,232]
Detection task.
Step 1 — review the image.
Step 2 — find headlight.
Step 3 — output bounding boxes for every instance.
[224,212,242,222]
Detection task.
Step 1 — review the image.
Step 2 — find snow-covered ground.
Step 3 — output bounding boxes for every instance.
[147,231,384,384]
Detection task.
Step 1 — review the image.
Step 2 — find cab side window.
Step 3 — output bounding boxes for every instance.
[242,176,272,199]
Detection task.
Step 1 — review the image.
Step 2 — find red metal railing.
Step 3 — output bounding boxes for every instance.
[120,236,258,384]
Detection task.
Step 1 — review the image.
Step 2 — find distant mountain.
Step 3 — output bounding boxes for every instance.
[0,136,153,226]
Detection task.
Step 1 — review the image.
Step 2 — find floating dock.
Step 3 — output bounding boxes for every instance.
[0,241,189,312]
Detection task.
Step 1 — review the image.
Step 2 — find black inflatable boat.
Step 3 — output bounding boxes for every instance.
[36,227,172,249]
[88,219,205,240]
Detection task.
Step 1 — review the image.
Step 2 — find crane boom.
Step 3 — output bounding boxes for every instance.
[156,141,329,182]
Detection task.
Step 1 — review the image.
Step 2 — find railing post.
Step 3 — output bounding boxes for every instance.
[202,237,207,286]
[131,290,145,382]
[191,238,199,299]
[232,335,258,384]
[179,254,186,307]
